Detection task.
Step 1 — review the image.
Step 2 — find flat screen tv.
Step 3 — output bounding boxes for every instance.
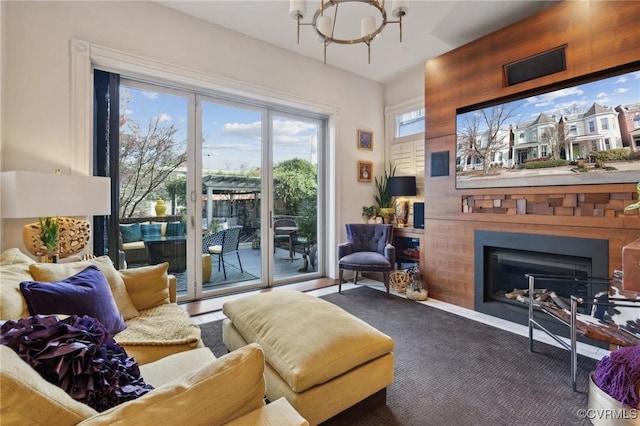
[455,65,640,189]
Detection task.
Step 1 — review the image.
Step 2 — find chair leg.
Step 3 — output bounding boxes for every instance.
[383,272,390,296]
[236,252,243,273]
[338,269,344,294]
[220,254,227,280]
[354,271,359,285]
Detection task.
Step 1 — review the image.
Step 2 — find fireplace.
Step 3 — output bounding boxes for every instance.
[474,230,609,344]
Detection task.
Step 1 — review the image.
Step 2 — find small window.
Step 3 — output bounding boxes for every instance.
[633,116,640,129]
[588,121,596,133]
[600,117,609,130]
[570,125,578,136]
[396,108,425,138]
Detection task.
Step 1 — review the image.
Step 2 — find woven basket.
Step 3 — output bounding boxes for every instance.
[389,271,411,293]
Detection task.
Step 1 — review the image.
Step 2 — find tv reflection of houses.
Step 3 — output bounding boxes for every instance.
[512,102,623,166]
[616,102,640,153]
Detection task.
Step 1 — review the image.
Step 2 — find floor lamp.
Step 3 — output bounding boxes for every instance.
[388,176,417,228]
[1,171,111,261]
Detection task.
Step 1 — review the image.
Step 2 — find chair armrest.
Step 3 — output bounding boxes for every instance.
[384,243,396,265]
[168,274,177,303]
[337,242,352,259]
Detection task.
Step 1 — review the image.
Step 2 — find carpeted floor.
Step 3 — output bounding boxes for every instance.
[199,286,597,426]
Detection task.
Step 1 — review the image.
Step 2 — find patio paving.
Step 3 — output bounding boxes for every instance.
[174,244,316,295]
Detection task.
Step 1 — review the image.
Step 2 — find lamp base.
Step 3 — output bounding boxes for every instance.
[394,198,409,228]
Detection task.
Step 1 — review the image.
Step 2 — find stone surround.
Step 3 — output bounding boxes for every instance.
[462,191,638,217]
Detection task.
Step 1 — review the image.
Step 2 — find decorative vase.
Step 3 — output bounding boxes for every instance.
[406,269,428,301]
[154,199,167,217]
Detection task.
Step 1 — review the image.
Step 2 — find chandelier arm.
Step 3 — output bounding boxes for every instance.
[331,2,338,39]
[292,0,406,63]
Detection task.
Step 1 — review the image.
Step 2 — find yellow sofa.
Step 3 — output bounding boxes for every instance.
[1,343,308,425]
[0,249,308,425]
[0,249,201,365]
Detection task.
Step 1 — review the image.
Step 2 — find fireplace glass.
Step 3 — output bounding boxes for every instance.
[485,247,607,313]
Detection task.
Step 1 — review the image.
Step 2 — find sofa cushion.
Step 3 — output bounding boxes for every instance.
[166,221,185,237]
[21,266,127,336]
[151,221,168,237]
[222,290,394,392]
[119,263,170,310]
[0,263,32,320]
[78,343,267,426]
[122,241,145,251]
[140,223,162,240]
[0,344,98,424]
[119,223,142,243]
[29,256,140,320]
[139,347,216,387]
[1,315,152,412]
[0,248,35,266]
[0,249,35,320]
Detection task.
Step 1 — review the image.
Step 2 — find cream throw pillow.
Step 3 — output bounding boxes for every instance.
[29,256,139,320]
[0,263,35,320]
[78,343,267,426]
[0,248,35,266]
[0,345,98,424]
[119,263,170,311]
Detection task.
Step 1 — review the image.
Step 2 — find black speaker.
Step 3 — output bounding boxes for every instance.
[413,202,424,229]
[504,46,566,86]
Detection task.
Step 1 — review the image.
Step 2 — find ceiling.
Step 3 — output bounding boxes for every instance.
[157,1,558,84]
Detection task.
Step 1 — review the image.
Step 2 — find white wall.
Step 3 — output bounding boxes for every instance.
[384,63,425,108]
[1,1,387,275]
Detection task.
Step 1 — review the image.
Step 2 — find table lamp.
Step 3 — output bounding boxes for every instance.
[388,176,417,228]
[1,171,111,260]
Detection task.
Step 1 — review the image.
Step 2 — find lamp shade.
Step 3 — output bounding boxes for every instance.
[388,176,416,197]
[1,171,111,218]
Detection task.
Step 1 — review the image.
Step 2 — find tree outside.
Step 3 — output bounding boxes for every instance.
[118,96,187,218]
[273,158,317,216]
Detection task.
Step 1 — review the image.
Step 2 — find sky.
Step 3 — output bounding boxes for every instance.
[120,86,319,174]
[458,69,640,132]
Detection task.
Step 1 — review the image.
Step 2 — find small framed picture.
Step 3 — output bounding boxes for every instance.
[357,129,373,151]
[357,161,373,182]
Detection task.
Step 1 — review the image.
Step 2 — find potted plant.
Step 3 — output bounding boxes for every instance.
[374,162,396,220]
[362,205,377,222]
[38,216,59,263]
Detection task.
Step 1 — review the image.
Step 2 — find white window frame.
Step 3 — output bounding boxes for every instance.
[69,38,341,278]
[385,96,425,146]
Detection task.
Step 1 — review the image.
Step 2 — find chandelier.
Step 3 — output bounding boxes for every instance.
[289,0,409,64]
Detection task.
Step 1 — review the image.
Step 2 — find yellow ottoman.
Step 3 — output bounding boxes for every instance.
[222,290,394,426]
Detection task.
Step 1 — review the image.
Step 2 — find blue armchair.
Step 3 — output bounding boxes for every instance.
[338,224,395,295]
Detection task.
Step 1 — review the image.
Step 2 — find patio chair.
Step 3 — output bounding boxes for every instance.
[337,224,395,296]
[273,218,298,256]
[526,273,640,391]
[203,226,243,280]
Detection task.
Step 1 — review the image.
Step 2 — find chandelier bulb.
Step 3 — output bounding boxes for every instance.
[317,15,332,37]
[391,0,409,18]
[361,16,376,39]
[289,0,307,20]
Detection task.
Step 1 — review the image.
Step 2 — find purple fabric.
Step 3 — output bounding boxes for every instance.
[1,315,152,412]
[20,265,126,336]
[593,345,640,408]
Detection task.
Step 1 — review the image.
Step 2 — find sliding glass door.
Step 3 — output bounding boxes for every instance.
[198,97,264,297]
[111,77,325,302]
[270,112,322,282]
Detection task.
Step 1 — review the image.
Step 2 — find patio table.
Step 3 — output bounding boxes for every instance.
[144,236,187,272]
[275,226,299,260]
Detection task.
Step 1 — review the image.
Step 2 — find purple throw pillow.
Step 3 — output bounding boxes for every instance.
[20,265,126,336]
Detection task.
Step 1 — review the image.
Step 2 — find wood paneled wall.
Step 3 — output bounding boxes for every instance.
[423,1,640,308]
